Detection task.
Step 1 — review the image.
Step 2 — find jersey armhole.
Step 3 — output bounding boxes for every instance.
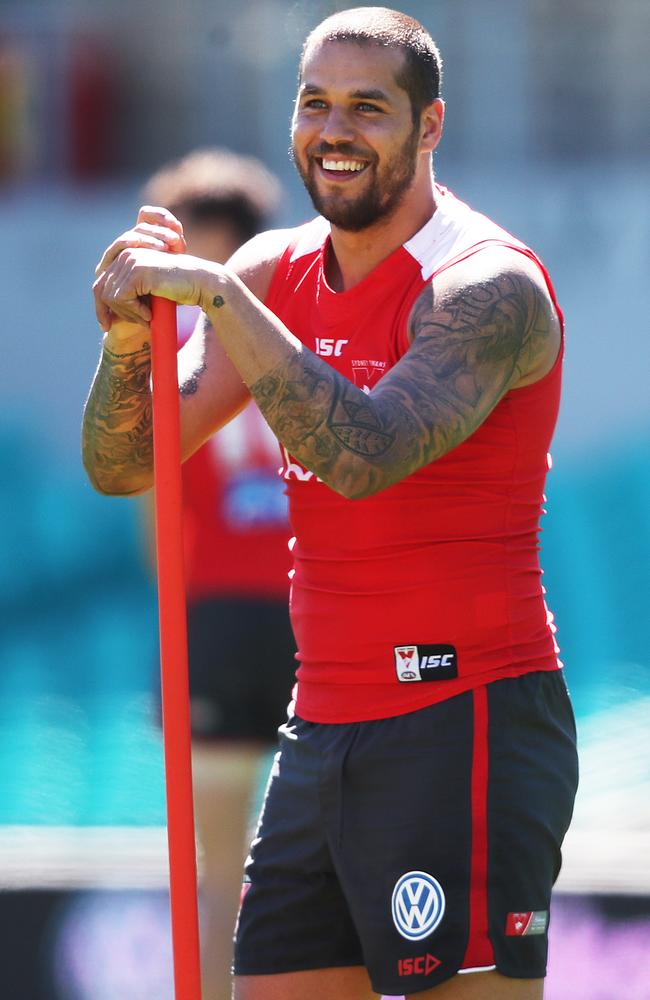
[264,240,299,309]
[264,217,330,309]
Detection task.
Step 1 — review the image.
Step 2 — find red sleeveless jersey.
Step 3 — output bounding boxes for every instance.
[265,186,564,723]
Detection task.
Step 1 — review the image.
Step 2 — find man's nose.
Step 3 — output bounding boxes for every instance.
[319,106,355,145]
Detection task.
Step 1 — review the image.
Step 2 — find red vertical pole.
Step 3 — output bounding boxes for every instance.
[150,295,202,1000]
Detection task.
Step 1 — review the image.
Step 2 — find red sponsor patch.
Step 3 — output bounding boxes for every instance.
[397,953,441,977]
[506,911,548,936]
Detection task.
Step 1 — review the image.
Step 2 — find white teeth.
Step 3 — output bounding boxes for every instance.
[322,159,365,172]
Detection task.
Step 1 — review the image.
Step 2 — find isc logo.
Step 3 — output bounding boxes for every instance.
[421,654,453,668]
[315,337,348,357]
[397,954,441,977]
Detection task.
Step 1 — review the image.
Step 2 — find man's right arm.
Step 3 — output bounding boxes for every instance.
[82,326,155,495]
[82,215,289,496]
[82,314,255,495]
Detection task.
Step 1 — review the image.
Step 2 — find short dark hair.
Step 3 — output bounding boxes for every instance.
[301,7,442,123]
[140,148,281,243]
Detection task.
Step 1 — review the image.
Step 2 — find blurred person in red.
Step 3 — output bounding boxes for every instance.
[139,148,296,1000]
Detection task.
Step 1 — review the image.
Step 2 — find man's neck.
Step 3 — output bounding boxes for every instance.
[325,177,437,292]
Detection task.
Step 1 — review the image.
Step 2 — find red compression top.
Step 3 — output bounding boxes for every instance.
[176,306,291,602]
[265,185,564,723]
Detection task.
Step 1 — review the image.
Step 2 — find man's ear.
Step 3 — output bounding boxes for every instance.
[420,98,445,153]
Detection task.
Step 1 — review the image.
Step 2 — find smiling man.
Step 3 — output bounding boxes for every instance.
[83,8,578,999]
[293,43,425,233]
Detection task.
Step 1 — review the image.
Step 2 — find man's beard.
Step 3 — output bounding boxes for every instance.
[292,125,421,232]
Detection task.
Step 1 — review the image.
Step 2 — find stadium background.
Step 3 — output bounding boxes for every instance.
[0,1,648,997]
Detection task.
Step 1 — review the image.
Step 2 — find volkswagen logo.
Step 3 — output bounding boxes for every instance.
[391,871,446,941]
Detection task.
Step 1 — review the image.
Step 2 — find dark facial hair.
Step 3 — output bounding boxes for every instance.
[292,123,421,232]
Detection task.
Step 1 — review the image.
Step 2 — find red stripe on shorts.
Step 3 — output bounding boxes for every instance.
[463,685,494,968]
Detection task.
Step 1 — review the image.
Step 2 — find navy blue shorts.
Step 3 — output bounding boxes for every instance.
[233,670,578,995]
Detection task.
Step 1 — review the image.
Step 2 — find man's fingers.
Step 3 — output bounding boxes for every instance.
[137,205,185,236]
[91,207,185,330]
[136,208,186,252]
[94,261,152,330]
[95,225,185,276]
[93,272,113,331]
[133,221,186,253]
[96,233,163,276]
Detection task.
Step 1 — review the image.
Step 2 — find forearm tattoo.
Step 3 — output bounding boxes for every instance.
[82,344,153,492]
[251,269,553,498]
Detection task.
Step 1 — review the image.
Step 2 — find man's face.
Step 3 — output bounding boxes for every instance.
[291,39,424,232]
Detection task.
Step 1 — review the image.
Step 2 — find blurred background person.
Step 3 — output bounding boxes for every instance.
[139,147,296,1000]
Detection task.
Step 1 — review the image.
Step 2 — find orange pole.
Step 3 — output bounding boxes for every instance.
[150,295,202,1000]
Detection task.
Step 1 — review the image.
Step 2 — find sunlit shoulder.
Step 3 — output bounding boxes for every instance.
[409,245,562,388]
[226,227,301,301]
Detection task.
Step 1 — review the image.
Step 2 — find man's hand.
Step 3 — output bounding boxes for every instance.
[93,206,188,333]
[83,206,254,496]
[95,205,186,275]
[94,247,218,331]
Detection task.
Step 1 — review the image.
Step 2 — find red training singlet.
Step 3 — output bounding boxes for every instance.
[177,306,291,602]
[265,186,564,723]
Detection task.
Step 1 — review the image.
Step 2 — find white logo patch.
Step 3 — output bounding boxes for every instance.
[391,871,446,941]
[394,645,421,681]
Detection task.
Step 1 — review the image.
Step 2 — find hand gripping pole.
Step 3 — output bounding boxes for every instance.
[150,296,202,1000]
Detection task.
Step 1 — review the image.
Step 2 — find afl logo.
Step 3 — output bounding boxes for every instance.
[391,871,446,941]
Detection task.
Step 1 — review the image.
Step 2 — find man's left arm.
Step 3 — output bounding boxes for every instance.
[245,248,560,497]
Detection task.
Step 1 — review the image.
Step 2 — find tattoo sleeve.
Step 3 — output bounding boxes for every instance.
[251,267,554,499]
[82,343,154,494]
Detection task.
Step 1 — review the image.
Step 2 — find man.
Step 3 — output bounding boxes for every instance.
[83,8,578,999]
[138,148,295,1000]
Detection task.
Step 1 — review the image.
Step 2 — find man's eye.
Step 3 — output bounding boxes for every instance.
[356,103,382,113]
[304,99,327,109]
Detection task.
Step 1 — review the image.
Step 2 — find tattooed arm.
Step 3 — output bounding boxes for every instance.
[245,248,560,498]
[95,240,560,499]
[82,330,154,495]
[82,313,254,495]
[82,208,290,495]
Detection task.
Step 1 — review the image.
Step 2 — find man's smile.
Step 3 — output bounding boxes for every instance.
[314,156,370,181]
